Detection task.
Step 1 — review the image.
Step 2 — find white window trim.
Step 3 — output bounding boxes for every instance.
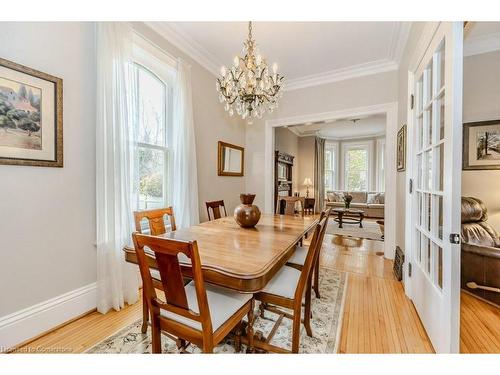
[376,137,386,192]
[341,140,374,191]
[324,141,339,192]
[132,34,176,211]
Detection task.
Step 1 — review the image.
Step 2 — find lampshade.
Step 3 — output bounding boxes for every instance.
[303,178,312,186]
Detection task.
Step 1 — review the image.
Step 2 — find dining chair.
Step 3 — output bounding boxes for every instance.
[132,232,254,353]
[254,214,329,353]
[205,200,227,221]
[133,207,177,333]
[286,207,332,298]
[134,207,177,235]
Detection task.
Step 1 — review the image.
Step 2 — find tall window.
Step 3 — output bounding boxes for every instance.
[132,62,172,210]
[324,146,335,191]
[345,147,369,191]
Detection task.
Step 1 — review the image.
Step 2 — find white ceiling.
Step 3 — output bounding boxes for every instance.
[287,113,386,139]
[147,22,411,90]
[146,21,500,91]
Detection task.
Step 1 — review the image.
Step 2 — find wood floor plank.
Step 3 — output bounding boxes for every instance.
[12,222,498,354]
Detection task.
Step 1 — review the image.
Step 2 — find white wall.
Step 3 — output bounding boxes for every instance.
[297,136,315,196]
[0,22,247,347]
[462,50,500,230]
[246,70,399,209]
[133,24,247,222]
[395,22,426,251]
[0,23,97,317]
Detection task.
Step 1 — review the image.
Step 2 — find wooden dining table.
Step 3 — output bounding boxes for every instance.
[123,213,319,293]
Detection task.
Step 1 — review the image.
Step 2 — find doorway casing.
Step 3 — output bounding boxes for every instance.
[264,102,399,259]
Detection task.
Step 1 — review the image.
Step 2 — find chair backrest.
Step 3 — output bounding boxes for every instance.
[311,208,332,268]
[132,232,212,334]
[205,200,227,221]
[134,207,177,235]
[293,209,331,303]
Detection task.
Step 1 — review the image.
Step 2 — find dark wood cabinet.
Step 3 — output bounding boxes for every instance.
[274,151,294,212]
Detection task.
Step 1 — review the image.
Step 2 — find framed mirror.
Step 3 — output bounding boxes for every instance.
[218,141,244,176]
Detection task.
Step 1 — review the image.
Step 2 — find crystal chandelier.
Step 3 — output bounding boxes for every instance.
[216,21,284,122]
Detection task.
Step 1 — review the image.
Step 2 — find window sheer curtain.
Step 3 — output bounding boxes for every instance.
[96,23,139,314]
[314,137,325,213]
[172,59,199,228]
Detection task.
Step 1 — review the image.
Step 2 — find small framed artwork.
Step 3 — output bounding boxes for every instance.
[218,141,244,176]
[0,57,63,167]
[397,124,406,171]
[463,120,500,170]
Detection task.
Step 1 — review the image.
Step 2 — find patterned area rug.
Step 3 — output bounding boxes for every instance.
[327,219,384,241]
[87,268,347,354]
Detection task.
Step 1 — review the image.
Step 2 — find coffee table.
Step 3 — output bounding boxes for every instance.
[332,208,365,228]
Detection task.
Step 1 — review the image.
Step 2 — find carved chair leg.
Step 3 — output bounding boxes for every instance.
[151,314,162,354]
[291,308,301,354]
[141,292,149,334]
[259,301,267,318]
[313,261,321,299]
[202,343,214,353]
[304,279,313,337]
[234,322,242,353]
[176,338,187,351]
[246,300,255,353]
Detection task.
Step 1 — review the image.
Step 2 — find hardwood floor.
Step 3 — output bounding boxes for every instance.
[460,291,500,353]
[12,225,499,354]
[320,234,434,353]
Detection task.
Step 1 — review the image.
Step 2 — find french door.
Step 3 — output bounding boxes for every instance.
[406,22,463,353]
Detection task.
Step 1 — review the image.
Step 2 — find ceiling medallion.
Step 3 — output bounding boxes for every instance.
[216,21,284,123]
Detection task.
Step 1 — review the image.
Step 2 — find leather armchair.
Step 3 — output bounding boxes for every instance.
[461,197,500,306]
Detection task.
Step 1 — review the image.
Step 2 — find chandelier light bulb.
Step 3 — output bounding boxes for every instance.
[233,56,239,67]
[220,66,227,77]
[272,62,278,74]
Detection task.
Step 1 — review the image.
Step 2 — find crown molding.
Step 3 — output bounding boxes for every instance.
[145,22,411,92]
[284,59,398,92]
[389,22,412,63]
[464,31,500,57]
[145,22,221,76]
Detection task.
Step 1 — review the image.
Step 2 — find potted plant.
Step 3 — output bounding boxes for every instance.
[343,193,353,209]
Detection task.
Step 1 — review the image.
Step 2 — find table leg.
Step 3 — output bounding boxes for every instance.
[359,213,364,228]
[338,212,343,228]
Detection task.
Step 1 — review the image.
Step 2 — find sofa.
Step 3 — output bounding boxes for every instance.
[325,191,384,218]
[461,196,500,306]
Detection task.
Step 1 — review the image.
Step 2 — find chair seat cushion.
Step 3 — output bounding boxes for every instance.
[287,245,308,266]
[261,266,301,299]
[160,281,252,332]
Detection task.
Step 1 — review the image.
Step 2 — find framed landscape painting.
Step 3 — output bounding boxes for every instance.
[0,58,62,167]
[463,120,500,170]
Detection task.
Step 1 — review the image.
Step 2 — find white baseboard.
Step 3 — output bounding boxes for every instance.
[0,283,97,351]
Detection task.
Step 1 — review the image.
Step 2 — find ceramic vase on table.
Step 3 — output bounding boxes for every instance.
[234,193,261,228]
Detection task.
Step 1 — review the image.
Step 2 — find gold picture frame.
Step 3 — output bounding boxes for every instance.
[217,141,244,177]
[397,124,406,172]
[0,57,63,167]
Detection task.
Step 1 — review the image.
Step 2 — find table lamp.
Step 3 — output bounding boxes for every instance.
[303,177,312,198]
